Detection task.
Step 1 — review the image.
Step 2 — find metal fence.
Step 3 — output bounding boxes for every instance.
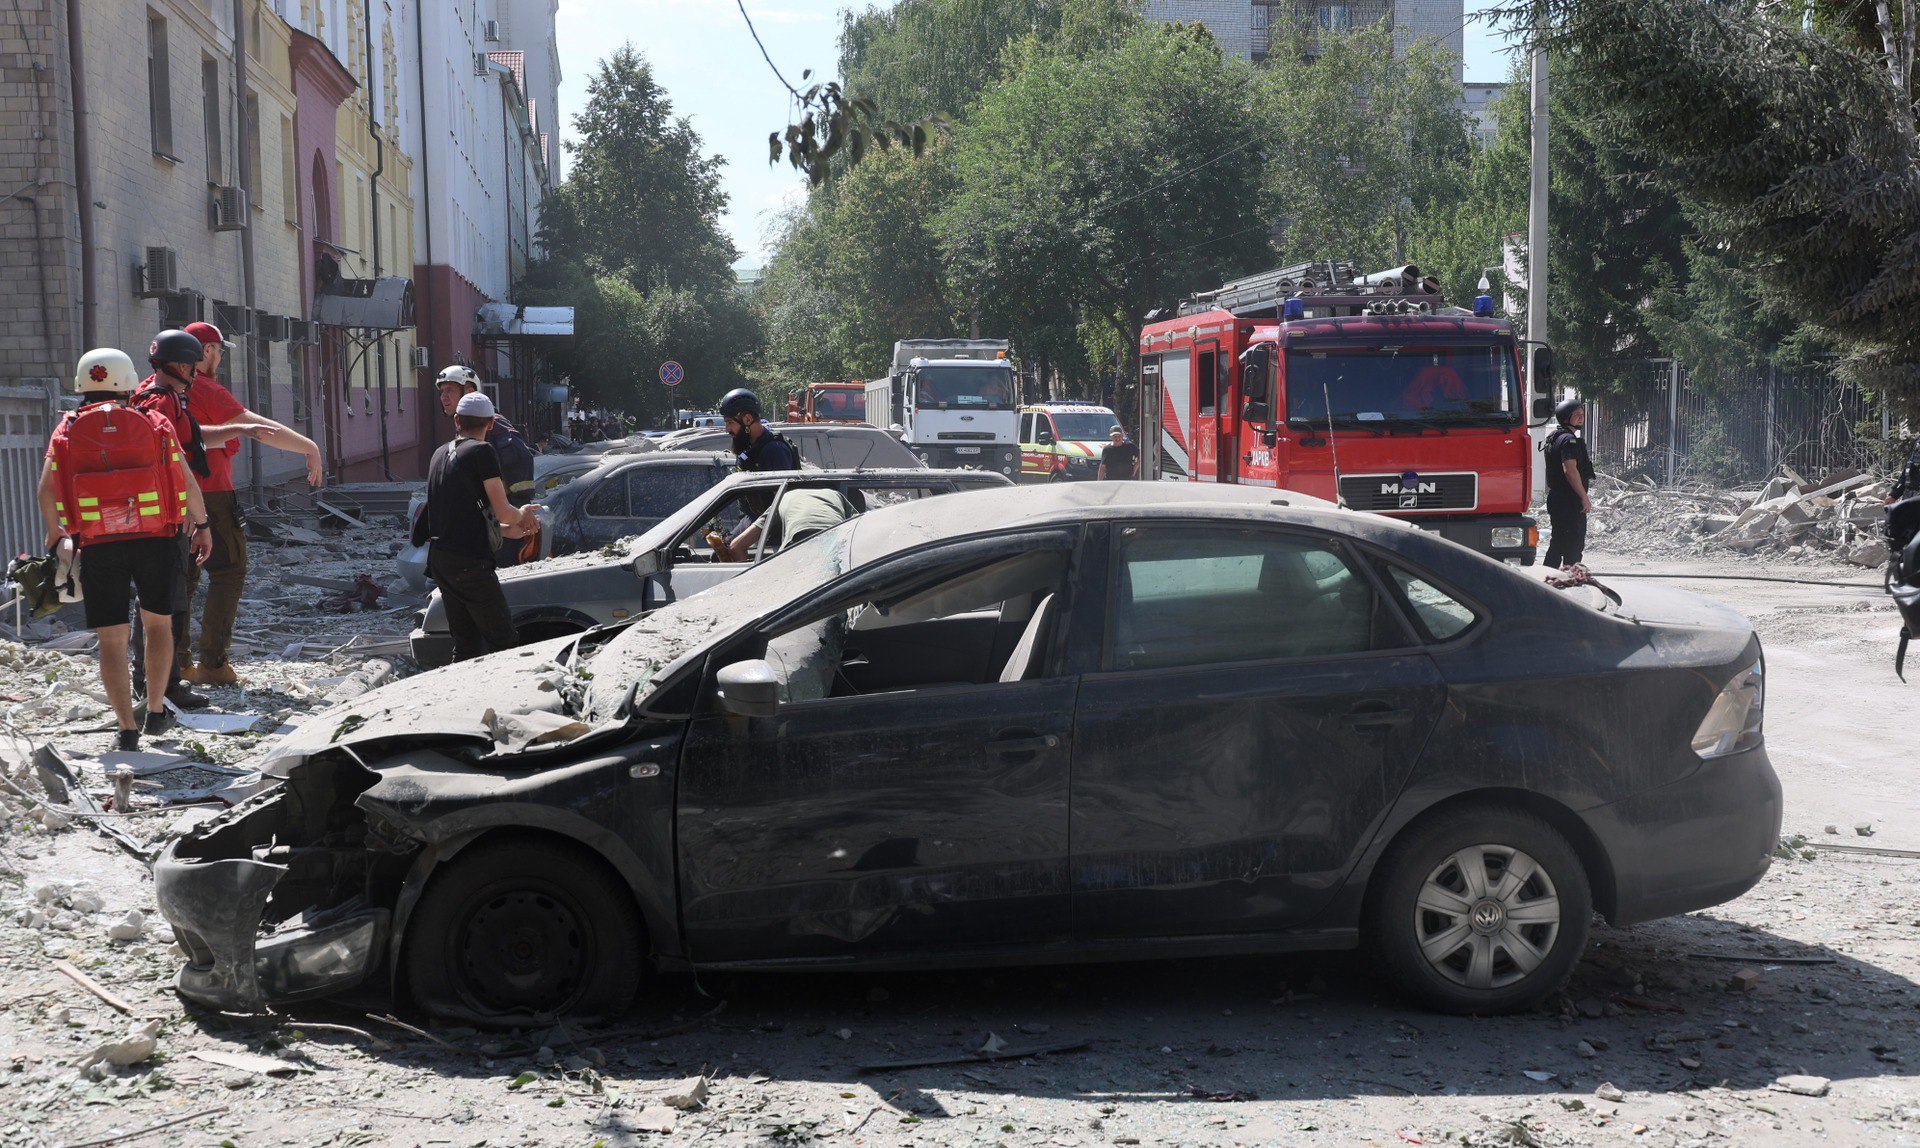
[0,379,59,565]
[1584,360,1891,487]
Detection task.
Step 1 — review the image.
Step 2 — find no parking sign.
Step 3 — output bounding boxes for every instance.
[659,361,684,388]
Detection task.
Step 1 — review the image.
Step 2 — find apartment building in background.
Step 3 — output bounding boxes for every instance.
[0,0,563,557]
[1146,0,1467,80]
[407,0,562,476]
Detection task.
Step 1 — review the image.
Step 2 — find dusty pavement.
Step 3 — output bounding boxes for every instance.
[0,530,1916,1148]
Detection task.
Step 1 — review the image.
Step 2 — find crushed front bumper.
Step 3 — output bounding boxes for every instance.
[155,841,392,1012]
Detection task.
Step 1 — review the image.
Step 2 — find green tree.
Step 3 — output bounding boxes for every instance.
[1259,26,1475,273]
[523,46,758,420]
[1528,0,1920,403]
[937,22,1267,394]
[756,146,961,388]
[838,0,1140,126]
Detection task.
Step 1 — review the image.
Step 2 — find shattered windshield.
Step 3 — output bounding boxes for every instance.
[584,519,856,721]
[1285,344,1517,427]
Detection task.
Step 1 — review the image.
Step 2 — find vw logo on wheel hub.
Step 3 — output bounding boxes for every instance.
[1470,900,1506,933]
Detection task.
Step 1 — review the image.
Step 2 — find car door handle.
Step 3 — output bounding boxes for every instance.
[987,734,1060,754]
[1343,706,1411,728]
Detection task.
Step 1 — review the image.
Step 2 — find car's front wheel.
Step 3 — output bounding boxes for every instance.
[1369,807,1590,1015]
[404,838,644,1022]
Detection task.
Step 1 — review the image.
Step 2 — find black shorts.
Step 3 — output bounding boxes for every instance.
[80,535,180,629]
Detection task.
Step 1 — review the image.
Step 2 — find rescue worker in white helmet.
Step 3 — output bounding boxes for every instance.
[36,350,212,750]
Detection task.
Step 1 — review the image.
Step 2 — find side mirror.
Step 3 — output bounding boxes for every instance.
[1240,345,1272,402]
[1262,428,1278,447]
[1531,395,1553,421]
[1242,400,1271,425]
[716,659,780,717]
[1532,345,1555,383]
[632,550,661,577]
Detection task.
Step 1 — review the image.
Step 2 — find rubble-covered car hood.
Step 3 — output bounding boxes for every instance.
[259,638,584,777]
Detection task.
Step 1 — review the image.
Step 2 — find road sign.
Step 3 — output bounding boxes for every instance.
[659,361,684,388]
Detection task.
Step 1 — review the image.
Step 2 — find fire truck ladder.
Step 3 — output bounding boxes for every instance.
[1179,262,1446,319]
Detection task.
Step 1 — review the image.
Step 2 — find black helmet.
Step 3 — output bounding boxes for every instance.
[149,329,204,367]
[718,388,762,420]
[1554,396,1583,426]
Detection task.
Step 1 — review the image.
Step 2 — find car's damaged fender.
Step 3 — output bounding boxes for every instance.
[358,738,685,974]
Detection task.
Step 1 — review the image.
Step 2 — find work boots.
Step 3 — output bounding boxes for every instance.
[183,662,241,688]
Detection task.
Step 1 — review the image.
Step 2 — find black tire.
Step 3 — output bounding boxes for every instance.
[403,838,644,1022]
[1368,806,1590,1015]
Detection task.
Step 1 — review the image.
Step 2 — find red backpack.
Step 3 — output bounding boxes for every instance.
[48,402,186,544]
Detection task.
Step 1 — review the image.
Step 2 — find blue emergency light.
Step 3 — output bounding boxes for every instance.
[1282,298,1305,320]
[1473,294,1495,317]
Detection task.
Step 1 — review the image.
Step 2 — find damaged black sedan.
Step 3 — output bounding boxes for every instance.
[155,483,1780,1022]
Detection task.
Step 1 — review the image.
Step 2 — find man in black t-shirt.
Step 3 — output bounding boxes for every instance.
[1099,425,1139,480]
[416,393,541,661]
[1543,397,1595,568]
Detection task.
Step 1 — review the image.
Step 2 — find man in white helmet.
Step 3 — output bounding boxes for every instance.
[36,350,212,750]
[433,365,535,565]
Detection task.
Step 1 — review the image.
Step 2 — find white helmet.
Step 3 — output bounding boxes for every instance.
[435,364,480,389]
[74,348,140,395]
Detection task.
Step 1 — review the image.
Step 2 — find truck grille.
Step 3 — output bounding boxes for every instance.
[1339,471,1477,512]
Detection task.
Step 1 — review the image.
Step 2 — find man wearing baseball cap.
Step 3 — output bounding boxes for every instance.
[432,364,535,565]
[152,322,323,688]
[414,391,540,660]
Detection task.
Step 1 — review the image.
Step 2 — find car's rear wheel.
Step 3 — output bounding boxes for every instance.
[1369,807,1590,1015]
[404,838,644,1022]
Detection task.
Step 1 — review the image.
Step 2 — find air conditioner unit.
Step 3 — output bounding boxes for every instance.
[138,246,180,298]
[159,289,206,328]
[410,345,432,370]
[314,275,416,329]
[256,313,290,342]
[474,52,490,76]
[483,19,501,41]
[212,186,249,231]
[211,300,253,338]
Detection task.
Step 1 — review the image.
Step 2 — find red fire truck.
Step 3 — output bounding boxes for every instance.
[1137,262,1551,563]
[785,381,870,424]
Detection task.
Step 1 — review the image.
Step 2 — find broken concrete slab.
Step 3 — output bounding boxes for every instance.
[1773,1074,1832,1097]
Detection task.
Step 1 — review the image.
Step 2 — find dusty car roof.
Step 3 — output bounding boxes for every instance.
[843,480,1400,565]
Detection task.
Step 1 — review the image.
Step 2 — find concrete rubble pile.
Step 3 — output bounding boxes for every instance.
[0,515,422,839]
[1587,464,1893,566]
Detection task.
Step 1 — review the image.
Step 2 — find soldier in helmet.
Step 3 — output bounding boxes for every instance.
[36,350,211,750]
[1542,396,1595,569]
[719,388,798,472]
